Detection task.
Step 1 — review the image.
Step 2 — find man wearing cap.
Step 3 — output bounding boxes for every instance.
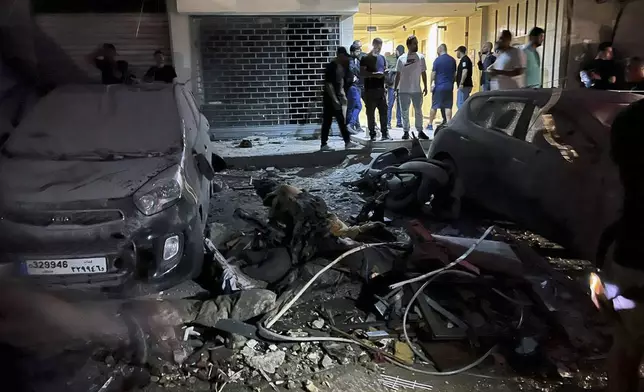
[320,47,359,151]
[455,45,473,109]
[86,43,126,85]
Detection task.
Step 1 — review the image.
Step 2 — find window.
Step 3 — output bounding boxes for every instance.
[473,100,528,137]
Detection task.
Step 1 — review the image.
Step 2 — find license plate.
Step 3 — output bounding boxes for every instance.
[23,257,108,275]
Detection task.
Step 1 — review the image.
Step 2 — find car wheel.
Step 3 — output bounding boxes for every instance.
[431,156,462,220]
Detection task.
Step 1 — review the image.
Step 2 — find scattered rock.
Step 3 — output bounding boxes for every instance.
[246,339,259,349]
[311,318,325,330]
[173,348,190,365]
[321,355,334,369]
[158,376,168,385]
[210,346,234,363]
[286,380,298,390]
[247,350,286,374]
[269,344,279,351]
[305,380,320,392]
[394,341,414,365]
[151,376,160,383]
[195,289,276,328]
[239,139,253,148]
[187,339,204,348]
[307,351,321,363]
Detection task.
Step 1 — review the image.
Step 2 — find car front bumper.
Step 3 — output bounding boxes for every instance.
[0,197,204,296]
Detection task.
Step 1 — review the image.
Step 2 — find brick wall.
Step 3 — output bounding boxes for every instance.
[198,16,341,128]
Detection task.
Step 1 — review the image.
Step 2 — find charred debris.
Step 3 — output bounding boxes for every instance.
[93,146,606,391]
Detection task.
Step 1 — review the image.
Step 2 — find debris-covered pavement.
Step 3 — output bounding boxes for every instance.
[0,148,613,392]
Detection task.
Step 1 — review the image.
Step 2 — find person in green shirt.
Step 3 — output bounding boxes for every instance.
[522,27,545,88]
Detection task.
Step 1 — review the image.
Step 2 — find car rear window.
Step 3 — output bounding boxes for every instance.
[6,84,182,158]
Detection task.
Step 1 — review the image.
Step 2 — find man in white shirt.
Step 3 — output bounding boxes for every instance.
[487,30,527,90]
[394,35,429,140]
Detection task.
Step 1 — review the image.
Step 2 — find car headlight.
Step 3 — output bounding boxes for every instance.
[134,166,183,216]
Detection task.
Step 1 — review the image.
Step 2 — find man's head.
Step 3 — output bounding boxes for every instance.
[154,50,165,66]
[336,46,350,67]
[481,42,493,54]
[350,43,362,59]
[455,45,467,59]
[406,35,418,53]
[529,27,545,47]
[103,43,117,61]
[626,57,644,82]
[396,45,405,57]
[437,43,447,56]
[497,30,512,50]
[598,42,614,60]
[371,38,383,55]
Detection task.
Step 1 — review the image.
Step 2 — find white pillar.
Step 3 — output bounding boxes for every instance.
[340,15,355,50]
[167,0,192,87]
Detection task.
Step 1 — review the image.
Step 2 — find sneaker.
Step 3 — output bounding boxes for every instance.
[369,135,377,142]
[402,132,410,140]
[345,141,360,149]
[425,124,434,131]
[381,134,392,141]
[418,131,430,140]
[396,123,403,128]
[320,144,333,151]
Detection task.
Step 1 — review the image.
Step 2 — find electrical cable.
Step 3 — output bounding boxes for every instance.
[389,225,495,290]
[264,242,399,329]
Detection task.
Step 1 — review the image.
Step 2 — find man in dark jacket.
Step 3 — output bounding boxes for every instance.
[320,47,359,151]
[606,98,644,392]
[581,42,620,90]
[361,37,390,141]
[346,43,363,133]
[477,42,496,91]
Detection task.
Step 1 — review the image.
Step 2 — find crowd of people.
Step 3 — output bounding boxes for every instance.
[320,27,553,150]
[88,43,177,85]
[580,42,644,91]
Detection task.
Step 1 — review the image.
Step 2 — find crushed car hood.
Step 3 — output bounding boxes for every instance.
[0,156,180,204]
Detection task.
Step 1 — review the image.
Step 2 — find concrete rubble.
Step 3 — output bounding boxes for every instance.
[1,153,612,392]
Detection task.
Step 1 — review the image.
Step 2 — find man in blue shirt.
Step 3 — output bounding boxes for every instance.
[477,42,496,91]
[427,44,456,133]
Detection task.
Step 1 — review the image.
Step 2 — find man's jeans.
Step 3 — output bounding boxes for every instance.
[456,86,472,109]
[399,92,424,132]
[346,85,362,128]
[387,87,401,127]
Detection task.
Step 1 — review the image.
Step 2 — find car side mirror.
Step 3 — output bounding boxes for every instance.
[195,153,215,180]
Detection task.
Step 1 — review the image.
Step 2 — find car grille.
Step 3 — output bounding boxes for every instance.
[1,210,124,226]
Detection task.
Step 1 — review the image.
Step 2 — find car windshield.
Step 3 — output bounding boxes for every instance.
[4,84,183,160]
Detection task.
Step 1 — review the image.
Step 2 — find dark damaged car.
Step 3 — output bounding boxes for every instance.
[428,88,642,264]
[0,84,216,295]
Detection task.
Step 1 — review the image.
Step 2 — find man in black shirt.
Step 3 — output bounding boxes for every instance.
[87,43,126,85]
[606,99,644,392]
[477,42,496,91]
[320,47,359,151]
[622,57,644,92]
[455,45,473,109]
[144,50,177,83]
[582,42,619,90]
[360,38,390,141]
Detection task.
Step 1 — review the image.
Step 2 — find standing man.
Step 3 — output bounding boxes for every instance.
[144,50,177,83]
[87,43,125,85]
[477,42,496,91]
[320,47,359,151]
[581,42,619,90]
[455,45,473,109]
[346,42,364,133]
[426,44,456,135]
[605,98,644,392]
[523,27,545,88]
[395,36,429,140]
[487,30,526,90]
[360,38,391,141]
[386,45,405,130]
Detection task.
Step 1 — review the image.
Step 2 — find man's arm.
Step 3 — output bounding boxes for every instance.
[421,56,428,93]
[460,69,468,87]
[394,57,403,90]
[86,46,103,68]
[430,71,436,90]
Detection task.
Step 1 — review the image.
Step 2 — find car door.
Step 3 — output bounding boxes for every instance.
[465,96,536,217]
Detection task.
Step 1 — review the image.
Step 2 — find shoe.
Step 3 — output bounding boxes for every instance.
[320,144,333,151]
[387,123,392,130]
[345,141,360,149]
[418,131,430,140]
[381,134,392,141]
[425,124,434,131]
[370,135,377,142]
[396,123,403,128]
[402,132,410,140]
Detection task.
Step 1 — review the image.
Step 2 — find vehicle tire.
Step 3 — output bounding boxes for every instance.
[431,156,462,220]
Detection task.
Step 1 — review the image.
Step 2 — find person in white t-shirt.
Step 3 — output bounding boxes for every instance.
[394,35,429,140]
[487,30,527,90]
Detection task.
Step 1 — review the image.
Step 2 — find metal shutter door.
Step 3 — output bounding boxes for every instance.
[35,13,172,81]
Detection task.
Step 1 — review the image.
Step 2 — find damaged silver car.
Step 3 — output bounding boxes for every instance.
[428,88,642,263]
[0,83,216,294]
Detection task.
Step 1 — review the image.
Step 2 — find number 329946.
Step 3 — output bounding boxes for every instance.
[27,261,69,269]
